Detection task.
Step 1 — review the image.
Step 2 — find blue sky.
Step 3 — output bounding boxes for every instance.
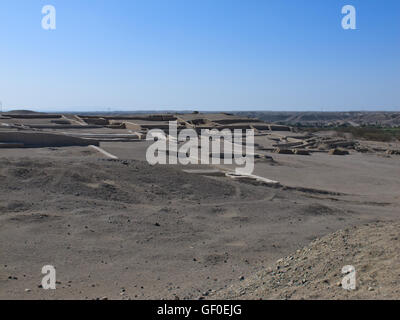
[0,0,399,112]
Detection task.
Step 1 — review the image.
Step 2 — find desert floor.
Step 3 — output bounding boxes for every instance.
[0,144,399,299]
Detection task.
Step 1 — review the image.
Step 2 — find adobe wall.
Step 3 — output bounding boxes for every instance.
[0,131,99,147]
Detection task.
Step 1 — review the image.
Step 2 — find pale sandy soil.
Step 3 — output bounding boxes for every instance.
[0,143,399,300]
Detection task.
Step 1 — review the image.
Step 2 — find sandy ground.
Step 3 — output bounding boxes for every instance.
[0,144,399,300]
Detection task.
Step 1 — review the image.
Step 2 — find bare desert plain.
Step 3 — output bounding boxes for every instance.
[0,110,399,300]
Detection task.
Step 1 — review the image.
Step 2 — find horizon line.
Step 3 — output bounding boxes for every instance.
[2,107,400,113]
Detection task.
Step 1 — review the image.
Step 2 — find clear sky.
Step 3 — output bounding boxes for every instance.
[0,0,399,112]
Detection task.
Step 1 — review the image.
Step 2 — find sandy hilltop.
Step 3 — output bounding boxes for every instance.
[1,110,400,300]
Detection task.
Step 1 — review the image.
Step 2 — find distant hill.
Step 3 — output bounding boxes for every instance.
[235,111,400,127]
[4,110,44,115]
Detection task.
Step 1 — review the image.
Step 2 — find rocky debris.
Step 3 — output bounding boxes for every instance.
[386,149,400,155]
[266,133,363,155]
[329,141,356,148]
[213,221,400,300]
[328,148,349,155]
[355,146,371,153]
[274,148,294,154]
[293,149,310,155]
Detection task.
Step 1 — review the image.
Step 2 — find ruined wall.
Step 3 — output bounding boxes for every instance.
[0,131,99,147]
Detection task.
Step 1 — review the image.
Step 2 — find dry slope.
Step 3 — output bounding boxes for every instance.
[214,222,400,299]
